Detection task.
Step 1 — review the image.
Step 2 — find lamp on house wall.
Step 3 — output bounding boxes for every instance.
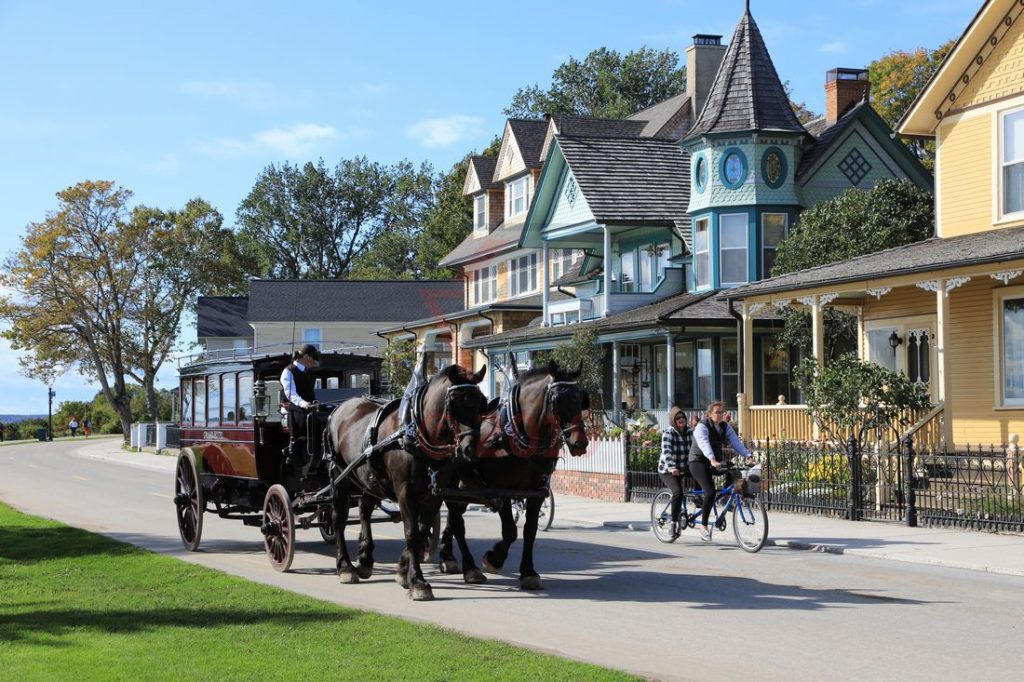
[888,330,903,355]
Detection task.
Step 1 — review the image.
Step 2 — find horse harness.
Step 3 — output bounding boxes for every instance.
[499,379,580,459]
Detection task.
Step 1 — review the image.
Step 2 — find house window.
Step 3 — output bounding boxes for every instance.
[762,213,788,278]
[697,339,713,408]
[473,264,497,305]
[1001,295,1024,406]
[302,328,322,351]
[720,213,748,286]
[637,242,669,291]
[508,253,538,296]
[721,338,738,408]
[763,343,791,405]
[550,248,574,282]
[694,155,708,193]
[1002,108,1024,216]
[474,195,486,231]
[654,344,669,409]
[507,176,529,217]
[674,341,695,408]
[695,218,710,288]
[867,327,899,372]
[619,250,636,292]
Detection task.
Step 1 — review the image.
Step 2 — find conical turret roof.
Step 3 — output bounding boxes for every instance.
[686,9,806,139]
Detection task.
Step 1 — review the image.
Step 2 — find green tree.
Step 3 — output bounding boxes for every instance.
[869,39,955,169]
[532,327,604,397]
[505,47,686,119]
[381,339,417,396]
[771,179,934,358]
[794,353,932,447]
[237,157,434,280]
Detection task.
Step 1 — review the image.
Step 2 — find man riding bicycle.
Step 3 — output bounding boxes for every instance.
[688,400,751,542]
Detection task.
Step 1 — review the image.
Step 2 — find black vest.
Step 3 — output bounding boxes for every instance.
[688,417,726,463]
[286,363,316,403]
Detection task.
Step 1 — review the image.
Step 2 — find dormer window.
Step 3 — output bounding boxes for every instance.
[1002,108,1024,217]
[474,195,486,232]
[507,176,529,218]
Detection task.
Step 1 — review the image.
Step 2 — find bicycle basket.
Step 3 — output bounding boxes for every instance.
[741,466,762,495]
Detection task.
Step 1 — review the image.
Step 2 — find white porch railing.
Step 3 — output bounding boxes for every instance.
[559,436,626,475]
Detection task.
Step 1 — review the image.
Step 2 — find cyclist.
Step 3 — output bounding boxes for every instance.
[688,400,751,542]
[658,406,698,538]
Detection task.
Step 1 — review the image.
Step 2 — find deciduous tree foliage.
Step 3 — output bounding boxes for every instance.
[505,47,686,119]
[237,157,434,280]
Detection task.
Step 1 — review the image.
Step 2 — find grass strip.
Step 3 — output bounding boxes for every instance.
[0,502,635,681]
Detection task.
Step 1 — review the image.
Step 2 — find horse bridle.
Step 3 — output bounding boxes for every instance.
[410,382,482,458]
[505,379,584,455]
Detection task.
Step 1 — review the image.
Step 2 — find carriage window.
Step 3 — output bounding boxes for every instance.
[194,379,206,426]
[207,375,221,426]
[222,373,237,424]
[238,373,253,421]
[266,379,283,422]
[181,379,193,425]
[326,376,339,389]
[349,373,371,390]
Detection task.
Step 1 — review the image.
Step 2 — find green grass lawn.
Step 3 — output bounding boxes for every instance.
[0,503,635,681]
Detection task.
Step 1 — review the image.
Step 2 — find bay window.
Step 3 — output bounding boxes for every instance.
[695,218,710,288]
[720,213,748,286]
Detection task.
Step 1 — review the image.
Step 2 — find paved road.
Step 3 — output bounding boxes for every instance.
[2,439,1021,681]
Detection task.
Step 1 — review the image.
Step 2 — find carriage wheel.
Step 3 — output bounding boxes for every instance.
[174,451,204,551]
[540,492,555,532]
[318,508,335,545]
[262,485,296,572]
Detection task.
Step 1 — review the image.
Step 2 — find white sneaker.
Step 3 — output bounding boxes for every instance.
[698,525,712,542]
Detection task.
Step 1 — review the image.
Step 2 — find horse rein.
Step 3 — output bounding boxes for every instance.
[410,382,481,458]
[504,379,581,456]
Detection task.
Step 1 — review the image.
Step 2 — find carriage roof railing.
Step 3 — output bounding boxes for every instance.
[176,341,379,369]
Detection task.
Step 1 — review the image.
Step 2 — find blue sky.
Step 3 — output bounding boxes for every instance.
[0,0,976,414]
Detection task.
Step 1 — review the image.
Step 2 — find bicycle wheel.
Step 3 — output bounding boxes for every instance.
[732,495,769,553]
[650,489,677,543]
[540,492,554,531]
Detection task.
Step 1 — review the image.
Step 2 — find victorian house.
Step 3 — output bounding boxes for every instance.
[462,6,931,421]
[726,0,1024,448]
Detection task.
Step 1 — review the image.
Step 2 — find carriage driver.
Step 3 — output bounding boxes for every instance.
[280,343,320,455]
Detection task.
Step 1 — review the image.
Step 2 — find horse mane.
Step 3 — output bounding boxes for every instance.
[518,361,575,384]
[438,363,479,385]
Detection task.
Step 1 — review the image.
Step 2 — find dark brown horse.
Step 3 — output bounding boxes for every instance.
[436,360,588,589]
[327,363,487,601]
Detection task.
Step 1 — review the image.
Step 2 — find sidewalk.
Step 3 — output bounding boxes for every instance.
[77,440,1024,578]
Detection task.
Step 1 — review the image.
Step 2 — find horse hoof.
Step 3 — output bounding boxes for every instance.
[482,551,503,574]
[520,575,544,590]
[355,564,373,580]
[409,584,435,601]
[439,559,459,574]
[338,570,360,585]
[396,572,410,589]
[464,569,487,585]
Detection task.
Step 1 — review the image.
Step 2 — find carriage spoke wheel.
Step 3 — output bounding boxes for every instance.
[262,485,296,572]
[540,492,554,532]
[318,508,335,545]
[174,452,204,551]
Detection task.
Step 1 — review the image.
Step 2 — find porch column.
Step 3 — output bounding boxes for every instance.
[740,303,754,437]
[541,240,550,326]
[936,279,954,447]
[666,332,676,408]
[811,296,825,369]
[612,340,621,419]
[603,224,612,318]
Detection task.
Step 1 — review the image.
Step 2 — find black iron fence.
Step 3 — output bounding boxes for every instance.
[626,429,1024,533]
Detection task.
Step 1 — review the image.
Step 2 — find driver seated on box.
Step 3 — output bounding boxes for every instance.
[280,343,320,454]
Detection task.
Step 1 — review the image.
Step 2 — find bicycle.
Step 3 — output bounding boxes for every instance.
[510,490,555,532]
[650,464,768,552]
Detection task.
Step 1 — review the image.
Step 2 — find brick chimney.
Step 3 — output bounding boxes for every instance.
[687,34,727,120]
[825,68,870,124]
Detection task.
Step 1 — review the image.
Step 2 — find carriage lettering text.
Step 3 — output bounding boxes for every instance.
[202,431,225,440]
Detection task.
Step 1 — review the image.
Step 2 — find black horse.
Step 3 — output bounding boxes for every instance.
[436,360,589,590]
[327,363,487,601]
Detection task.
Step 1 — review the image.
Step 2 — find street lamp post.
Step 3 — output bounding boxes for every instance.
[47,388,56,441]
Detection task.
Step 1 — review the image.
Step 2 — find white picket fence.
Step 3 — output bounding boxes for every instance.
[559,435,627,475]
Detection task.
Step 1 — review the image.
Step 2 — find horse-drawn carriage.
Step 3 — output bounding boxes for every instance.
[172,349,388,570]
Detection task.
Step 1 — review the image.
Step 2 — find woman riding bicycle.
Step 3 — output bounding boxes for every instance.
[658,406,697,538]
[688,400,751,542]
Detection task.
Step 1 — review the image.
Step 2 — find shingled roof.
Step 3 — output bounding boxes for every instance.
[197,296,251,338]
[247,280,464,322]
[508,119,549,168]
[438,216,527,268]
[723,226,1024,300]
[686,9,807,139]
[467,155,500,190]
[627,93,693,140]
[558,136,690,225]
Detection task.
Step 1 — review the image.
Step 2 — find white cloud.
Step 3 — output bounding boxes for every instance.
[180,79,278,109]
[141,154,180,174]
[406,115,484,148]
[351,82,394,99]
[819,40,848,54]
[198,123,342,159]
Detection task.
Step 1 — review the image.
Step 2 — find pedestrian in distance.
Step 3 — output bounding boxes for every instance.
[658,406,698,538]
[68,416,79,438]
[688,401,751,542]
[82,417,91,437]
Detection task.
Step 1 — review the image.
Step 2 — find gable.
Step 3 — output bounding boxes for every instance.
[494,123,527,182]
[545,169,595,235]
[463,166,482,195]
[799,126,909,205]
[958,23,1024,110]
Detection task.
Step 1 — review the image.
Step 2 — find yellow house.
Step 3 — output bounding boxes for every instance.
[726,0,1024,448]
